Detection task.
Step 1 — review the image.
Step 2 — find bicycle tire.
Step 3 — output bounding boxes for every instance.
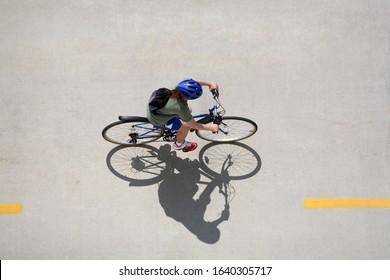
[106,145,166,186]
[195,116,257,142]
[199,142,261,180]
[102,117,163,146]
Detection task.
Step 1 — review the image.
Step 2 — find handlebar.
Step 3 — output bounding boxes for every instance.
[190,89,225,133]
[209,89,225,124]
[211,89,219,98]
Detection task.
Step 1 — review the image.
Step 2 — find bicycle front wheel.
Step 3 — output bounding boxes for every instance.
[196,116,257,142]
[102,119,163,146]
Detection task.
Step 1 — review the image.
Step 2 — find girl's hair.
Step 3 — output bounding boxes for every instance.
[170,87,183,100]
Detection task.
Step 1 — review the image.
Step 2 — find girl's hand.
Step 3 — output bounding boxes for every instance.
[209,82,219,92]
[209,123,219,133]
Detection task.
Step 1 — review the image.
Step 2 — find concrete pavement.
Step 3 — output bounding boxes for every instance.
[1,0,389,259]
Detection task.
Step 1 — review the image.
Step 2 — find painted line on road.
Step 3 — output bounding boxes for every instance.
[304,198,390,208]
[0,204,23,214]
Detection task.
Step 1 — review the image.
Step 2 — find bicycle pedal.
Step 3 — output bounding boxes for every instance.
[163,134,176,141]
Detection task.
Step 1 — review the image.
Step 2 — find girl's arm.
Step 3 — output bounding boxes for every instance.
[185,118,219,132]
[193,79,219,91]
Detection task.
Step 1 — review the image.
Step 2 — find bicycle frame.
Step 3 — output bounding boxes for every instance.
[131,91,224,141]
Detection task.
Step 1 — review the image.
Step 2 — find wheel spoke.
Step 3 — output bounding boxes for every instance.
[196,117,257,142]
[102,121,162,145]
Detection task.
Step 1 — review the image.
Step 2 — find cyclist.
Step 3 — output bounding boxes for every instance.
[147,79,219,152]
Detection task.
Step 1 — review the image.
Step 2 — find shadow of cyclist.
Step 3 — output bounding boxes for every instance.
[157,144,230,244]
[106,142,261,244]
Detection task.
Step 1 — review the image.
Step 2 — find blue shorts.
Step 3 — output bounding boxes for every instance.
[164,116,182,131]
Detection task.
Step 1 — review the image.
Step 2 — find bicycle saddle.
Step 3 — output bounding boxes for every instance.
[118,116,148,122]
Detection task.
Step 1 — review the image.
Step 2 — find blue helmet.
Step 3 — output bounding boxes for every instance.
[177,79,203,100]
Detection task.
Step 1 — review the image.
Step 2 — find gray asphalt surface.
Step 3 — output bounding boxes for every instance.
[1,0,389,259]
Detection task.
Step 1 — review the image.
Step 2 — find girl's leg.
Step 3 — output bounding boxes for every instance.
[166,115,197,152]
[176,122,190,143]
[176,107,192,143]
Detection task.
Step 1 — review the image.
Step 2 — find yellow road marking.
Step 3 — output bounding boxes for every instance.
[304,198,390,208]
[0,204,23,214]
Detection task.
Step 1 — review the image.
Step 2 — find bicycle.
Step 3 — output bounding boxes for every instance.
[102,90,257,146]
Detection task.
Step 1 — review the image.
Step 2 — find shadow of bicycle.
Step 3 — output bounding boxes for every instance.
[106,142,261,244]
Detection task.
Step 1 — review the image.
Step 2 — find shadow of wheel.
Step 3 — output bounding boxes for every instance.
[106,144,167,186]
[198,142,261,180]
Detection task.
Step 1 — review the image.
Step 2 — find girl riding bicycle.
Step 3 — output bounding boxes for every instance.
[147,79,219,152]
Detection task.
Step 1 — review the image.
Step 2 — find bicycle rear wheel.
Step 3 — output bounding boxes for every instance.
[196,116,257,142]
[102,118,163,146]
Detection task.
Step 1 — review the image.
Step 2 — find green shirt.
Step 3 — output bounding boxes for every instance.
[147,97,192,126]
